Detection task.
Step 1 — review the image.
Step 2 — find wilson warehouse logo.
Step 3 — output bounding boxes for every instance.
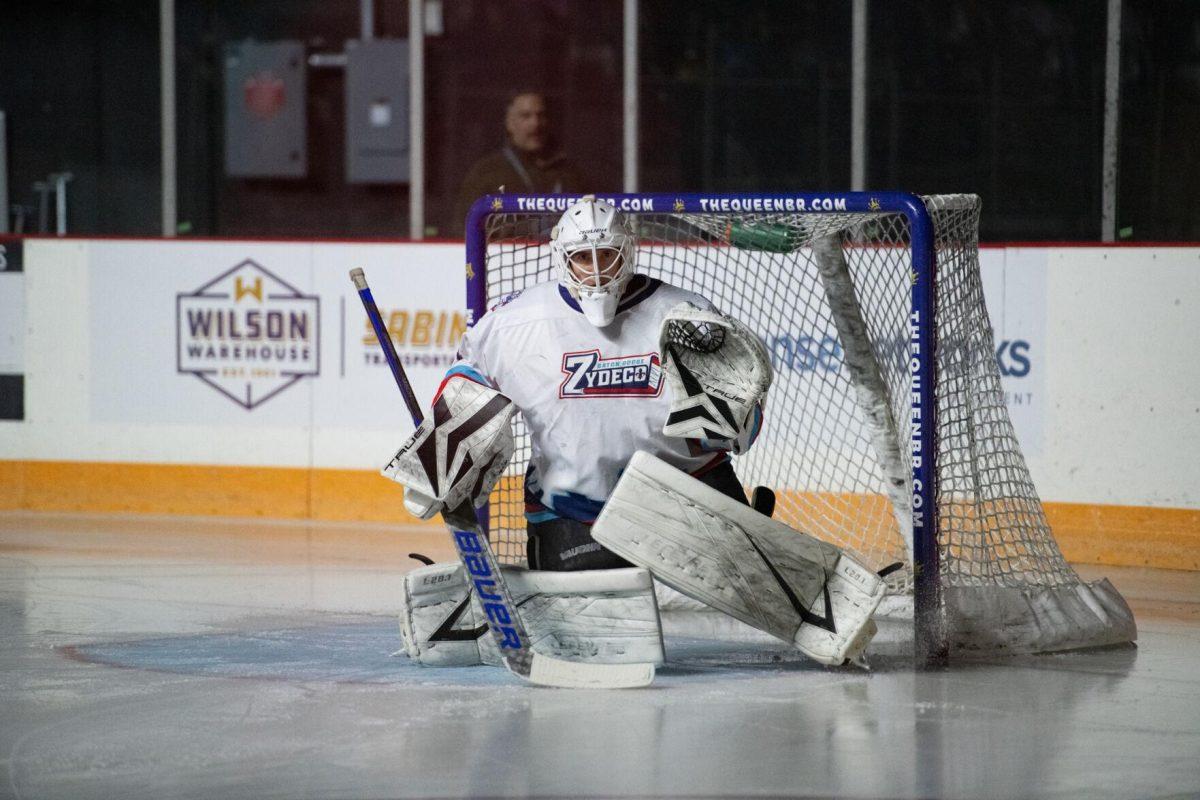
[176,259,320,409]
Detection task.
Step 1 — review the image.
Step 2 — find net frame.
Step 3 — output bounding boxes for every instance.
[463,192,1134,664]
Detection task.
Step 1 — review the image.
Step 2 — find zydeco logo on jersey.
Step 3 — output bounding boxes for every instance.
[559,349,664,398]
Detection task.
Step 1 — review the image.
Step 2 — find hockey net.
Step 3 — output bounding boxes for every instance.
[469,193,1135,658]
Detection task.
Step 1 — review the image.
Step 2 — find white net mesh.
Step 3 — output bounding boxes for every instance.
[473,194,1135,655]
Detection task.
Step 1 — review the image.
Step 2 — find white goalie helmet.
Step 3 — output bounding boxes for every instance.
[550,195,637,327]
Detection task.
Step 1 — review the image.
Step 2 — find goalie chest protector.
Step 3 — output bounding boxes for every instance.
[452,277,724,521]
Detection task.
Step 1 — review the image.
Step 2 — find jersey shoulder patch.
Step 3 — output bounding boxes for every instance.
[489,289,524,313]
[481,281,572,327]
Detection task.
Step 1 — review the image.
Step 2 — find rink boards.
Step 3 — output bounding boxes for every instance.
[0,237,1196,570]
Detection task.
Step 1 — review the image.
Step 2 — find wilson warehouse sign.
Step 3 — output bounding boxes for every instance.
[177,259,320,410]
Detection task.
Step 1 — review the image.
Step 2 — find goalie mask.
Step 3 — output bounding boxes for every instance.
[551,195,636,327]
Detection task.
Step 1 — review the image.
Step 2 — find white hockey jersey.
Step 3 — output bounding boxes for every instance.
[439,275,761,524]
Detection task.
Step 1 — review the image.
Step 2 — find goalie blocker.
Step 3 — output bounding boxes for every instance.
[381,377,515,520]
[593,451,885,667]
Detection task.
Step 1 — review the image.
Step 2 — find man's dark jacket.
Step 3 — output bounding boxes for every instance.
[454,144,585,235]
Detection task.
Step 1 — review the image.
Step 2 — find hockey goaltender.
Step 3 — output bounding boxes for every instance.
[382,196,888,675]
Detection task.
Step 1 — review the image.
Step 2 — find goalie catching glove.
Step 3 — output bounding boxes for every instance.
[382,378,516,519]
[660,302,772,453]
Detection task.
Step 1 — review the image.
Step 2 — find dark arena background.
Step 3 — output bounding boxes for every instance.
[1,2,1198,799]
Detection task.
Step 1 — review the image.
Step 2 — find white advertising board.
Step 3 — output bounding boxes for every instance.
[88,241,464,434]
[980,247,1046,456]
[81,238,1047,471]
[19,237,1195,508]
[310,242,466,432]
[0,272,21,375]
[0,240,23,374]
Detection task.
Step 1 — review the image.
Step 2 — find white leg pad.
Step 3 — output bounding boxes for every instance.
[399,562,664,668]
[594,451,885,666]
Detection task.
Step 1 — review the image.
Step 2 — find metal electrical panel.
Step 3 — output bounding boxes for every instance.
[345,38,410,184]
[224,40,307,178]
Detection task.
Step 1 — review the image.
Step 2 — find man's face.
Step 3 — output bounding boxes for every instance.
[568,247,623,287]
[505,94,548,153]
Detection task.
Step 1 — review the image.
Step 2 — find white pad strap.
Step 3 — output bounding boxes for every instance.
[593,451,885,666]
[399,562,665,668]
[382,379,515,519]
[660,302,772,450]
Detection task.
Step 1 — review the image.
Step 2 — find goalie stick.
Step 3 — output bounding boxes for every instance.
[349,267,654,689]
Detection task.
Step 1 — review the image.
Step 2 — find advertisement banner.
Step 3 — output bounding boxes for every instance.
[309,242,465,430]
[88,241,464,433]
[84,238,1044,470]
[90,241,316,426]
[0,240,23,374]
[980,247,1046,456]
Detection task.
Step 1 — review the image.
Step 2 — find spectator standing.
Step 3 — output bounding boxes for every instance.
[453,92,585,234]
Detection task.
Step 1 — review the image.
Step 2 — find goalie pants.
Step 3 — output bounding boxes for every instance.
[526,459,747,571]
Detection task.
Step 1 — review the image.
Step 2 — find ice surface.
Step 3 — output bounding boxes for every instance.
[2,512,1198,800]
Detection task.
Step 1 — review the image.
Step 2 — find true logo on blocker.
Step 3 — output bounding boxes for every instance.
[177,259,320,409]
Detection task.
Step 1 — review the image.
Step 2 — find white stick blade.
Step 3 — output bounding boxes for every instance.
[526,654,655,689]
